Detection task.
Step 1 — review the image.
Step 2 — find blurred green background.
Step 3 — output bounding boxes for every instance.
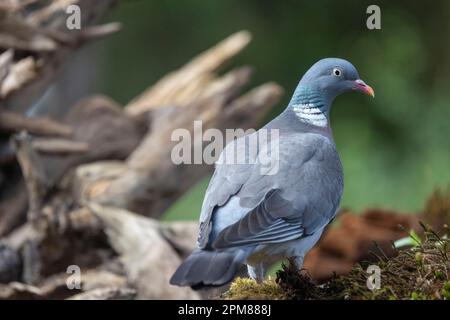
[98,0,450,221]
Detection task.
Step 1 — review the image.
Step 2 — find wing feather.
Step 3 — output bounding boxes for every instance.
[198,132,343,250]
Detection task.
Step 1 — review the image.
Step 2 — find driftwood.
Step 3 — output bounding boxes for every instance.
[31,138,89,155]
[11,132,50,220]
[0,1,284,299]
[0,0,122,241]
[68,287,136,300]
[87,203,200,299]
[1,0,120,112]
[0,266,133,300]
[0,110,72,137]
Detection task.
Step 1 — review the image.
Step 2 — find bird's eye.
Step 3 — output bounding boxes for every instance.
[332,68,342,77]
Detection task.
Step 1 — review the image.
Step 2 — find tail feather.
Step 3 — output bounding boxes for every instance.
[170,249,248,288]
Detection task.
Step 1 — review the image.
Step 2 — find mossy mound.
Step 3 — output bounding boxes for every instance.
[224,226,450,300]
[223,277,287,300]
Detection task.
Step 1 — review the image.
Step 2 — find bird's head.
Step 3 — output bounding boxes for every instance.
[288,58,374,127]
[298,57,375,101]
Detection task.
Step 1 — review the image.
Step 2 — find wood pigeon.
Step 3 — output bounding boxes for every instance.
[170,58,375,288]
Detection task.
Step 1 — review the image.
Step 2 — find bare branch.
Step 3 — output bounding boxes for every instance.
[126,30,252,116]
[0,110,73,136]
[11,131,50,220]
[32,138,88,155]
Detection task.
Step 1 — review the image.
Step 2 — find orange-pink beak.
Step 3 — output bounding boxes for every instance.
[354,79,375,98]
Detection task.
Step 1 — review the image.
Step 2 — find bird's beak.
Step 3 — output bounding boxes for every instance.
[354,79,375,98]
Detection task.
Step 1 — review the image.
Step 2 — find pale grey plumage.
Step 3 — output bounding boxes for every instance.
[170,58,374,288]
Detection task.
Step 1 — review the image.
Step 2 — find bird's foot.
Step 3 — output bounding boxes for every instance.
[293,256,304,270]
[247,263,265,283]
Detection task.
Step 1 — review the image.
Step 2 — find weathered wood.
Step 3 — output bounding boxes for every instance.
[0,267,132,300]
[0,7,57,52]
[38,95,146,184]
[11,132,50,220]
[87,202,200,299]
[0,57,37,97]
[67,287,136,300]
[32,138,89,155]
[0,179,28,236]
[0,49,13,83]
[0,282,43,299]
[0,110,73,136]
[2,0,119,112]
[1,195,201,298]
[71,22,123,45]
[159,221,199,258]
[126,31,252,116]
[2,206,114,286]
[0,19,283,300]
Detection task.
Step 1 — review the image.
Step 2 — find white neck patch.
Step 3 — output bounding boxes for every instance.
[292,103,328,127]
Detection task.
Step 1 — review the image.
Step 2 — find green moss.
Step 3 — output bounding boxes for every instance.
[222,277,287,300]
[441,281,450,299]
[311,226,448,300]
[411,292,428,300]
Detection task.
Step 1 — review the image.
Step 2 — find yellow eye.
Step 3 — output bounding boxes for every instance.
[332,68,342,77]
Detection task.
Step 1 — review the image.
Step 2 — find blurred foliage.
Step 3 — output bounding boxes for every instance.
[99,1,450,220]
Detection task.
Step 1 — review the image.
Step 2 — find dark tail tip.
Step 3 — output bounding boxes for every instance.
[170,249,246,289]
